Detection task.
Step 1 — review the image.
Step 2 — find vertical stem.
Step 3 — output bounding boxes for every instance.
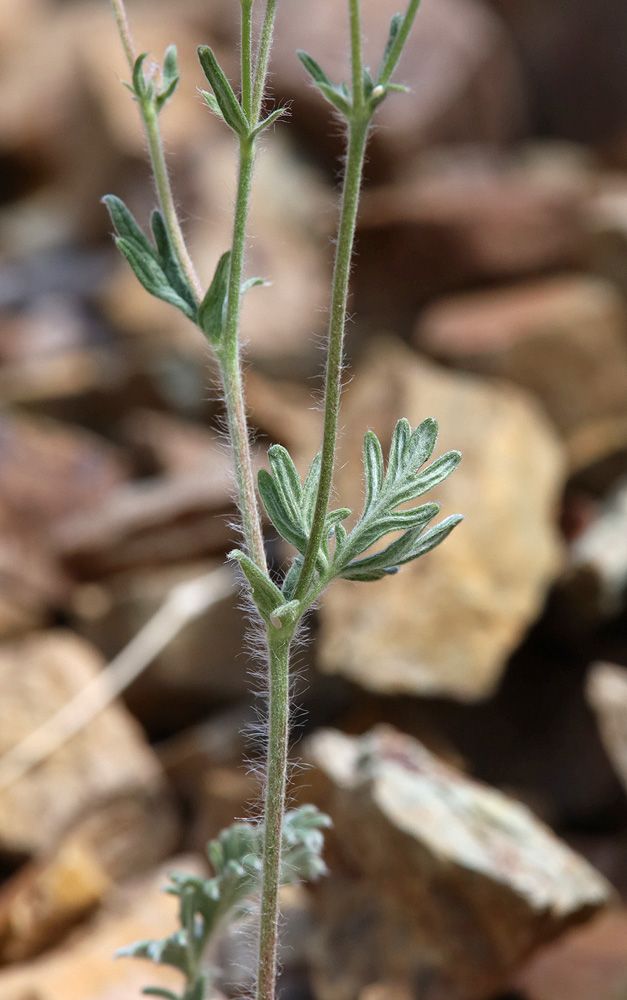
[257,630,292,1000]
[241,0,254,122]
[217,138,268,573]
[349,0,364,109]
[142,102,203,301]
[251,0,278,123]
[110,0,136,70]
[294,116,370,602]
[109,0,202,301]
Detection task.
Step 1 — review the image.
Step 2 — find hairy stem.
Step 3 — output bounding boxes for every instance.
[251,0,279,123]
[257,629,292,1000]
[294,115,370,602]
[217,139,268,572]
[377,0,422,85]
[142,102,203,301]
[109,0,202,301]
[241,0,254,122]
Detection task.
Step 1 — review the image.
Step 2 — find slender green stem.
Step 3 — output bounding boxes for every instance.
[377,0,422,85]
[256,629,293,1000]
[110,0,136,70]
[241,0,254,122]
[141,101,203,301]
[217,137,268,573]
[251,0,279,124]
[349,0,364,109]
[109,0,203,302]
[294,116,370,602]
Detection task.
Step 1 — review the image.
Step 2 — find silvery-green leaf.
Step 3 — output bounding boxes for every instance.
[102,195,158,260]
[301,453,321,520]
[363,430,384,513]
[150,210,197,313]
[197,46,249,136]
[132,52,149,99]
[281,555,304,599]
[268,445,303,518]
[384,417,411,485]
[155,45,180,110]
[318,83,352,116]
[241,276,266,295]
[115,238,196,319]
[250,106,288,139]
[229,548,283,621]
[258,470,309,552]
[378,12,403,80]
[296,50,334,88]
[198,251,231,345]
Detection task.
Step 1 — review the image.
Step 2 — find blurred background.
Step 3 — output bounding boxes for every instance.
[3,0,627,997]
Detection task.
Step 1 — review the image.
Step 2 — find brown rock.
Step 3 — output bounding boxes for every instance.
[70,563,249,732]
[354,145,591,330]
[273,0,526,180]
[417,274,627,442]
[0,856,205,1000]
[318,339,564,700]
[52,471,235,579]
[305,726,611,1000]
[513,910,627,1000]
[564,484,627,621]
[0,630,176,859]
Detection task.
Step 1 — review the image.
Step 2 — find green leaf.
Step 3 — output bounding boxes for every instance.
[241,275,266,295]
[296,50,333,88]
[378,12,403,80]
[102,195,158,260]
[198,251,231,345]
[281,555,304,599]
[155,46,180,111]
[229,548,284,622]
[142,989,180,1000]
[258,469,309,553]
[317,83,352,116]
[150,210,197,313]
[250,106,288,139]
[115,237,196,319]
[197,46,250,136]
[297,50,352,116]
[132,52,150,99]
[333,420,462,581]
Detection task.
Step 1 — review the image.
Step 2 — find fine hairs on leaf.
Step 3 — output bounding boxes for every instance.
[105,1,462,999]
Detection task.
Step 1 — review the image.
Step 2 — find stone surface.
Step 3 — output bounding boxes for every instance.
[304,726,612,1000]
[354,145,591,331]
[273,0,526,180]
[417,274,627,441]
[52,472,235,580]
[0,630,176,858]
[513,909,627,1000]
[318,339,564,700]
[70,561,248,734]
[587,662,627,796]
[0,856,204,1000]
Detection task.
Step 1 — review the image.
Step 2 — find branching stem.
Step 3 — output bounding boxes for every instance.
[294,111,371,601]
[109,0,202,301]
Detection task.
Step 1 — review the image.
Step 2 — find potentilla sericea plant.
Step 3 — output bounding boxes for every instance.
[104,1,463,999]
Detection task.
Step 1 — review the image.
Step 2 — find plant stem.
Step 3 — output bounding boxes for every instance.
[256,628,293,1000]
[109,0,202,302]
[241,0,254,122]
[349,0,364,109]
[377,0,422,85]
[294,114,370,602]
[216,137,268,573]
[141,101,203,301]
[251,0,278,124]
[110,0,136,70]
